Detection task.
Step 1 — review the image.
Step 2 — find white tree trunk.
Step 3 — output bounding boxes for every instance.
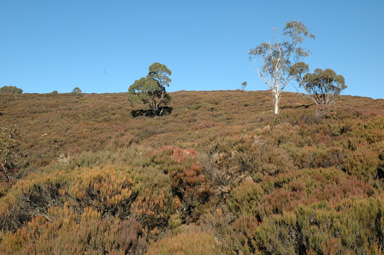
[274,92,279,115]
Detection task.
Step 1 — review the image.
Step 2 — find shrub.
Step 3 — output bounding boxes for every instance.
[257,168,374,219]
[0,86,23,94]
[223,214,260,255]
[210,136,295,179]
[70,166,136,218]
[227,179,264,217]
[342,148,380,181]
[150,146,212,223]
[0,205,147,254]
[250,198,384,254]
[0,125,24,182]
[146,227,221,255]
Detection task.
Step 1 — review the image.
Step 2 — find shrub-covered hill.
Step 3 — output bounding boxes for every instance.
[1,90,384,254]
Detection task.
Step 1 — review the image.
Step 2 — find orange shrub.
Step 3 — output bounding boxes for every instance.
[70,166,135,217]
[0,205,147,255]
[146,227,221,255]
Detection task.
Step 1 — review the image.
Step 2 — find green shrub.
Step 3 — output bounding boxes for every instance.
[250,198,384,255]
[0,86,23,94]
[342,147,380,181]
[223,214,260,255]
[227,179,264,217]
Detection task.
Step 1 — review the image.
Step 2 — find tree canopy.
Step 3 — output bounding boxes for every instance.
[0,86,23,94]
[290,62,347,105]
[128,63,172,116]
[249,20,315,114]
[72,87,82,94]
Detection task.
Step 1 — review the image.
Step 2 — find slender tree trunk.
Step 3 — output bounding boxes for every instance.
[274,92,279,115]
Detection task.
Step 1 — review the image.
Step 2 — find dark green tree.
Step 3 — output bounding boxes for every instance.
[249,20,315,114]
[290,62,347,105]
[0,86,23,94]
[128,62,172,116]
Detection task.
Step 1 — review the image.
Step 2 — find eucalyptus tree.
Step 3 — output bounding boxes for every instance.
[72,87,82,94]
[241,81,247,91]
[249,20,315,114]
[290,62,347,105]
[128,62,172,116]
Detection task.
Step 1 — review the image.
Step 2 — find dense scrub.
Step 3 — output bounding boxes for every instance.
[0,91,384,254]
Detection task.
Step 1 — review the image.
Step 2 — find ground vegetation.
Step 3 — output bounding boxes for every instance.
[0,90,384,254]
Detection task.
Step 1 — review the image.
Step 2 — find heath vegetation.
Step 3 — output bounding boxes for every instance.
[1,89,384,254]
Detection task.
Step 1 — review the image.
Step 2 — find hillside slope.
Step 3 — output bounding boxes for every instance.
[1,91,384,254]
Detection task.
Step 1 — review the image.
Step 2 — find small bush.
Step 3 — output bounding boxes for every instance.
[227,179,264,217]
[342,148,380,181]
[146,227,221,255]
[0,205,147,254]
[0,86,23,94]
[224,214,260,255]
[0,125,24,182]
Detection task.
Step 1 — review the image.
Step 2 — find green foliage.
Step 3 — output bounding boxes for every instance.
[72,87,82,94]
[249,20,315,114]
[1,90,384,254]
[241,81,247,91]
[71,87,83,98]
[223,198,384,254]
[128,62,172,115]
[0,86,23,94]
[149,146,211,223]
[342,147,380,181]
[290,62,347,105]
[253,198,384,254]
[223,214,260,255]
[227,179,264,217]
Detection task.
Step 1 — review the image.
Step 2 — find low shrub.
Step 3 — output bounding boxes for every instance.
[342,147,380,181]
[0,205,147,255]
[251,198,384,254]
[0,125,24,182]
[227,179,264,218]
[0,86,23,94]
[146,227,221,255]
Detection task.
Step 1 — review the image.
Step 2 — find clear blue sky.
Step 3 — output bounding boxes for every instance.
[1,0,383,99]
